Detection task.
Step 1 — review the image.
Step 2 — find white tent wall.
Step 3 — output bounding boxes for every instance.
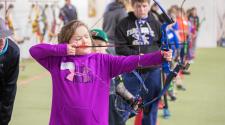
[215,0,225,46]
[73,0,88,25]
[12,0,38,58]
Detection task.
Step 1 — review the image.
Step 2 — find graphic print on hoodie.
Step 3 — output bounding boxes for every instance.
[127,20,156,45]
[60,61,93,83]
[115,12,162,56]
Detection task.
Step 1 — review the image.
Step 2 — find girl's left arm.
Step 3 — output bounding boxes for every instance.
[29,43,67,70]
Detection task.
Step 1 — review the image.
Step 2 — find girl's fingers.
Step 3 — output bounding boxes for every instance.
[67,44,76,55]
[163,51,172,61]
[69,49,76,55]
[71,43,78,48]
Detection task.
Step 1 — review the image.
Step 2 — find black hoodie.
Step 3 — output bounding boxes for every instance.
[115,12,162,56]
[0,38,20,125]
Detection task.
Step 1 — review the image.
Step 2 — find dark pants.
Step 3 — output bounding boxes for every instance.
[122,68,161,125]
[0,78,17,125]
[0,66,17,125]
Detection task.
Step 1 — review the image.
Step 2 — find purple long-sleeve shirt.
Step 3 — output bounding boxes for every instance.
[29,44,162,125]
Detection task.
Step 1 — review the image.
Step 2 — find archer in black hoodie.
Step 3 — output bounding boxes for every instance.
[115,1,162,125]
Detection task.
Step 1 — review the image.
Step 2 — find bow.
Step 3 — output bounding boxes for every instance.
[83,0,190,118]
[141,0,190,114]
[152,0,174,118]
[116,0,190,118]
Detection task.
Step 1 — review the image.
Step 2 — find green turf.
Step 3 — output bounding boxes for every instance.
[10,48,225,125]
[158,48,225,125]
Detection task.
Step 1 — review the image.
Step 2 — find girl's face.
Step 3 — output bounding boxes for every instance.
[69,26,92,55]
[93,39,108,54]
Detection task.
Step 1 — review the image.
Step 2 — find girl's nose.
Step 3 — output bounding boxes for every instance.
[81,37,90,45]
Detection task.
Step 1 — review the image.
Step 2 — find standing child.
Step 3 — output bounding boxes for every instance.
[91,29,139,125]
[115,0,167,124]
[91,29,109,54]
[0,18,20,125]
[29,20,172,125]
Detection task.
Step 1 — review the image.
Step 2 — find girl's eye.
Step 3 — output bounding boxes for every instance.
[73,37,82,41]
[76,38,82,41]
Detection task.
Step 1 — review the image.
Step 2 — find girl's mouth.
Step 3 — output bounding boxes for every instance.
[78,44,91,48]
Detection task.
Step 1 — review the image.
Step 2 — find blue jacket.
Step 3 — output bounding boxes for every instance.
[167,29,179,57]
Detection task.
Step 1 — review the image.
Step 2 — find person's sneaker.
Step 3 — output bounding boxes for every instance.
[170,94,177,101]
[177,85,186,91]
[168,91,177,101]
[170,95,177,101]
[182,70,191,75]
[163,108,171,119]
[189,60,194,64]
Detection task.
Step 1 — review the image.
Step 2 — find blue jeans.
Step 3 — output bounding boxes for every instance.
[122,68,161,125]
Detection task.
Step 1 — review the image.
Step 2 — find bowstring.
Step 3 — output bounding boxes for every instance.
[90,15,104,29]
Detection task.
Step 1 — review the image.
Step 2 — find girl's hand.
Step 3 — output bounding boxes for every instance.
[161,49,173,62]
[67,43,77,55]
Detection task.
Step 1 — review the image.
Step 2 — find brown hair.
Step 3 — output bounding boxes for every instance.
[131,0,150,6]
[58,20,90,44]
[116,0,130,5]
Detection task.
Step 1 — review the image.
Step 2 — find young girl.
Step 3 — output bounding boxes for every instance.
[29,20,172,125]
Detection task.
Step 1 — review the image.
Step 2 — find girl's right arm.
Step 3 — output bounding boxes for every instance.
[107,51,163,78]
[29,43,67,70]
[107,50,172,78]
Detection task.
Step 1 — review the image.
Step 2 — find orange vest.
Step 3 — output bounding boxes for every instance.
[177,17,189,42]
